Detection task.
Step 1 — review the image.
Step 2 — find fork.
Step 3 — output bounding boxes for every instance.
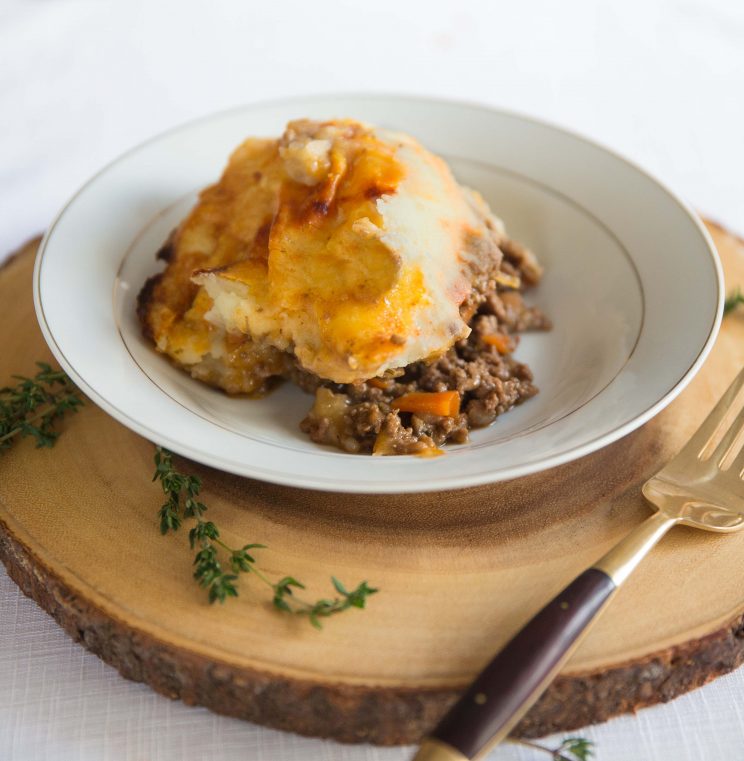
[413,367,744,761]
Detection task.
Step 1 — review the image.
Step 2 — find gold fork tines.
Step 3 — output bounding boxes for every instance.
[677,368,744,468]
[599,368,744,591]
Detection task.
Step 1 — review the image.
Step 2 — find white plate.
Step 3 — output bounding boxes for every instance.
[34,95,723,493]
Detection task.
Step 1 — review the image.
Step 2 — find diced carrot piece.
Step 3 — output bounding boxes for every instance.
[416,446,445,458]
[483,333,515,354]
[392,391,460,417]
[368,378,389,390]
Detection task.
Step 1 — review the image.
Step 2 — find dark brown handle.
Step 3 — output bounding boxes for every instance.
[429,568,616,760]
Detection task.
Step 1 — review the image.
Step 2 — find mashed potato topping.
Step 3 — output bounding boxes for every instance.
[188,119,504,383]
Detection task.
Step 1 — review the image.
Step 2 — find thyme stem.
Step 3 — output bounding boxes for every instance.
[152,447,377,625]
[0,393,82,445]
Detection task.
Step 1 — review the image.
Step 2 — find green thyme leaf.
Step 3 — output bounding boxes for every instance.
[554,736,594,761]
[724,287,744,316]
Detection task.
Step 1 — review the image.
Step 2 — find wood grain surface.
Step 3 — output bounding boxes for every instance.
[1,222,743,745]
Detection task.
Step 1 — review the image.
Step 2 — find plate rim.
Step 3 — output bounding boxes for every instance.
[32,93,724,493]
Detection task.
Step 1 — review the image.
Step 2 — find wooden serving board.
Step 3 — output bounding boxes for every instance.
[1,223,743,745]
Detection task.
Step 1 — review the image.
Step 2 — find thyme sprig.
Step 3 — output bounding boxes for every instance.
[515,736,594,760]
[0,362,84,451]
[152,447,378,625]
[724,287,744,316]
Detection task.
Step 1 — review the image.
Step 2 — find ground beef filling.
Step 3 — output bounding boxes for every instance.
[298,238,550,455]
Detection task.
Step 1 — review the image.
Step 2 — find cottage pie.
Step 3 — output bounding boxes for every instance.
[137,119,549,455]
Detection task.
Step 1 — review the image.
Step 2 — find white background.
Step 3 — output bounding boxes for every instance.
[1,1,743,759]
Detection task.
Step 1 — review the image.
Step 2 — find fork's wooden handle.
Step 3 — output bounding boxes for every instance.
[413,569,616,761]
[413,511,677,761]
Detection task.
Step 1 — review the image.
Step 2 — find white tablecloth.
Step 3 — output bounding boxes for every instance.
[2,1,743,758]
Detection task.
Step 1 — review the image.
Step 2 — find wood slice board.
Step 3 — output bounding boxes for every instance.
[1,222,743,746]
